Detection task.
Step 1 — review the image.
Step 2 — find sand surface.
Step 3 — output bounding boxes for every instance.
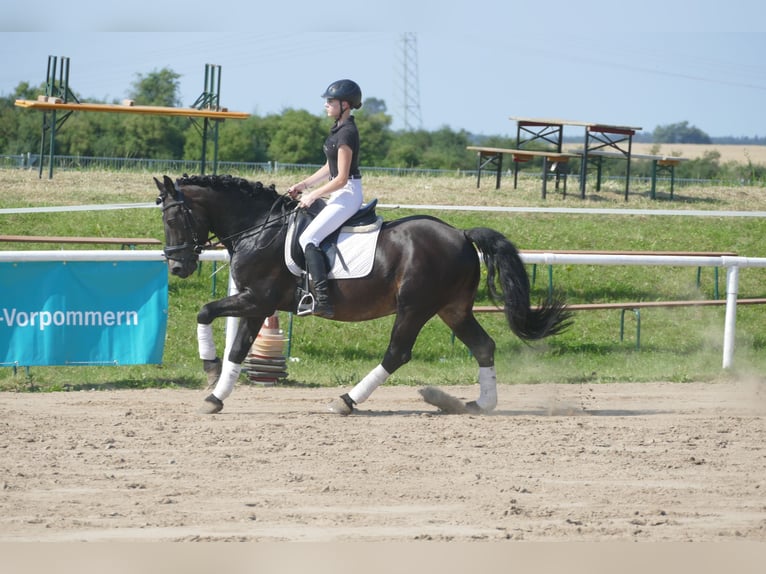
[1,380,764,542]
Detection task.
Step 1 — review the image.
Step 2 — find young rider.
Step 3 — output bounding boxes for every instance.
[287,79,364,319]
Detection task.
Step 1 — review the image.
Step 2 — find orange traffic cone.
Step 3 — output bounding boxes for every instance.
[243,312,289,386]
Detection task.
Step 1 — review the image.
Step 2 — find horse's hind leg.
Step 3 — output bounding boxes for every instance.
[439,308,498,413]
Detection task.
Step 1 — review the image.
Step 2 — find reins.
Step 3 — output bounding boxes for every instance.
[160,189,297,260]
[204,193,297,252]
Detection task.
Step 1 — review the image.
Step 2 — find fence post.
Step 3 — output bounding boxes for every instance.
[722,264,740,369]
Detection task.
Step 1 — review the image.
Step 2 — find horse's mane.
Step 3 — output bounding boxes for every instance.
[176,174,281,203]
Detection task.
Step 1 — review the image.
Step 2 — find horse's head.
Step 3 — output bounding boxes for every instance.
[154,175,208,278]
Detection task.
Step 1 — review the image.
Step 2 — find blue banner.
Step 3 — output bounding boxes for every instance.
[0,261,168,366]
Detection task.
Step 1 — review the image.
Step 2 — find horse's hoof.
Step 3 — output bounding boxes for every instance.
[198,394,223,414]
[326,394,354,415]
[203,357,222,389]
[465,401,490,415]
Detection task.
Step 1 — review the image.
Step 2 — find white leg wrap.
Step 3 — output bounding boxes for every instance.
[477,366,498,411]
[212,360,242,402]
[348,364,390,405]
[197,323,217,360]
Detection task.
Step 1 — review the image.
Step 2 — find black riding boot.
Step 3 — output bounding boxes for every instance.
[304,243,335,318]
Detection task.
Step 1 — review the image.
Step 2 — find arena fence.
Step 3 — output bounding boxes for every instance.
[1,250,764,369]
[0,154,748,187]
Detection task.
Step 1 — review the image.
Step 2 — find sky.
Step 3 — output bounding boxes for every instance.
[2,2,765,139]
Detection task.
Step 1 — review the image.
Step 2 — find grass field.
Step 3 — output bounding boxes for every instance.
[1,167,765,393]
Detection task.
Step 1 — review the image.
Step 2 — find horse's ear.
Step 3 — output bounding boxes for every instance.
[163,175,179,200]
[153,176,165,204]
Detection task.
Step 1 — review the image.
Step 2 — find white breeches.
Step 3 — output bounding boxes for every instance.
[299,179,363,249]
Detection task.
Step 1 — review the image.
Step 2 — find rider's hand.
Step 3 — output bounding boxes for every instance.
[298,194,315,209]
[288,181,310,199]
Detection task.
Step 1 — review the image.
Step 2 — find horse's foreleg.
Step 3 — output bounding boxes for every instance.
[197,323,223,388]
[199,316,265,414]
[195,291,269,414]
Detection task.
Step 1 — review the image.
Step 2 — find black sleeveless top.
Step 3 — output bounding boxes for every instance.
[323,116,361,179]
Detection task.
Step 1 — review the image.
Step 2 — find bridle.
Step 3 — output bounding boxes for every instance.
[157,190,208,264]
[157,186,298,263]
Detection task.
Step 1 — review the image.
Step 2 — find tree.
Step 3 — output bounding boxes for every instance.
[122,69,186,158]
[361,97,387,116]
[0,83,47,155]
[384,129,431,168]
[184,115,274,164]
[356,98,393,167]
[422,126,473,170]
[267,109,325,164]
[129,68,181,107]
[653,121,712,144]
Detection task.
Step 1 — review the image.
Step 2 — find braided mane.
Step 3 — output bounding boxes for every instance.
[176,174,280,202]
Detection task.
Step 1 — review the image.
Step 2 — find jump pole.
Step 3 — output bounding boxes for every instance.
[722,264,739,369]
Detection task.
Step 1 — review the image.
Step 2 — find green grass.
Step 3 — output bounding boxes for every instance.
[1,169,765,392]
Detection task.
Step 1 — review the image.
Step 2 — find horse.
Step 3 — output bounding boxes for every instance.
[154,174,571,415]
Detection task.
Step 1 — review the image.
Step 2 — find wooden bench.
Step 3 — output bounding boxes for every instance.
[0,235,162,250]
[473,298,766,350]
[575,150,690,199]
[466,146,579,197]
[521,250,737,300]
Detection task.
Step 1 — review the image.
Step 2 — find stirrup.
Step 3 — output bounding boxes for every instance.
[297,292,315,316]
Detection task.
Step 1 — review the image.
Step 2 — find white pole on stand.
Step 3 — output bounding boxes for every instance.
[722,263,740,369]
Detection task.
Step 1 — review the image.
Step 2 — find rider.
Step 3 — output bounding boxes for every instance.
[287,79,364,319]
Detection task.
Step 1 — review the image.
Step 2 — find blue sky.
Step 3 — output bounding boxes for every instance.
[2,2,765,138]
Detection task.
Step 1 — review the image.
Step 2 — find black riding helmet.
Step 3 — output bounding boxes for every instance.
[322,79,363,110]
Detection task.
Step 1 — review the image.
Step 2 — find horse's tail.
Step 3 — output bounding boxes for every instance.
[465,227,572,341]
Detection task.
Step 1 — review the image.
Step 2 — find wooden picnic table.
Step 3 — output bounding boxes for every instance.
[465,146,579,197]
[511,117,643,200]
[571,150,690,199]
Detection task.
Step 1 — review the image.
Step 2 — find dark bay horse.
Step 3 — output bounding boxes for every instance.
[154,174,571,415]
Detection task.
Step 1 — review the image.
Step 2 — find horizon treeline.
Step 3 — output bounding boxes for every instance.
[1,69,764,183]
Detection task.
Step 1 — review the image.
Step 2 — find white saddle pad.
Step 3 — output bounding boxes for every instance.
[285,216,383,279]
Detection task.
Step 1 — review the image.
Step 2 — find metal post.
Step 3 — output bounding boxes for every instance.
[624,133,633,201]
[579,127,589,199]
[194,64,223,175]
[669,165,676,200]
[212,66,221,174]
[39,56,56,179]
[200,117,208,174]
[595,156,602,191]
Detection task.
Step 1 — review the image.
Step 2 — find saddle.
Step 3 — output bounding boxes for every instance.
[289,198,379,271]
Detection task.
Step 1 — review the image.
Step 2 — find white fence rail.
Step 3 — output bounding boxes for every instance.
[1,250,765,369]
